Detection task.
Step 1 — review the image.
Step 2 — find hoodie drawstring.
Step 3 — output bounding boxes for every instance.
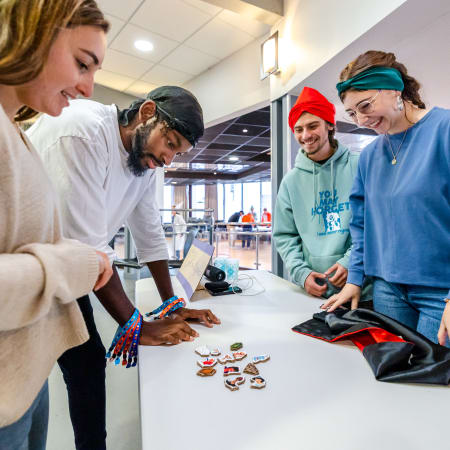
[331,159,335,204]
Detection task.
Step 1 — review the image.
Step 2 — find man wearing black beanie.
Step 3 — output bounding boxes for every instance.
[28,86,220,450]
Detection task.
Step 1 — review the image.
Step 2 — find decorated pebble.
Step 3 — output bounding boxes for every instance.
[230,342,243,351]
[224,376,245,391]
[197,368,216,377]
[223,366,241,376]
[250,376,266,389]
[218,354,235,364]
[195,345,210,357]
[197,358,217,368]
[210,348,221,356]
[252,354,270,364]
[243,362,259,375]
[232,351,247,361]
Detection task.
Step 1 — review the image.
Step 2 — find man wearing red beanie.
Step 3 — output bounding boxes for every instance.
[273,87,371,300]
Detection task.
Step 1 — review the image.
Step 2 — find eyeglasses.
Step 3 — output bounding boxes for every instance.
[344,90,381,122]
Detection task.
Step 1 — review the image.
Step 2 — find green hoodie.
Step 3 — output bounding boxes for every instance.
[273,144,359,288]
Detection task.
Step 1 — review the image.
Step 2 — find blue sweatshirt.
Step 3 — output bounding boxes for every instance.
[347,107,450,299]
[273,144,359,287]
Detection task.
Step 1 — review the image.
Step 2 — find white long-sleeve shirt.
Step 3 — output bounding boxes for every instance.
[27,99,169,264]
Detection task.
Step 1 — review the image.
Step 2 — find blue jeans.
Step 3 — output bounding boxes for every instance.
[0,380,49,450]
[373,277,449,346]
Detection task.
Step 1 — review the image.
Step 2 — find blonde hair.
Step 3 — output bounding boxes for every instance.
[0,0,109,121]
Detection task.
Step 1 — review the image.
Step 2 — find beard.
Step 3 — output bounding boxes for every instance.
[127,120,160,177]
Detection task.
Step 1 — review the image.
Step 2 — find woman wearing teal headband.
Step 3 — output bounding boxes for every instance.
[323,51,450,347]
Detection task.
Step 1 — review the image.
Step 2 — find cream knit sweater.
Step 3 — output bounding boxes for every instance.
[0,105,99,427]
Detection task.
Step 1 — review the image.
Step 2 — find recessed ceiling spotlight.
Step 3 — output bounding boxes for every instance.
[229,156,239,161]
[243,128,248,133]
[134,40,153,52]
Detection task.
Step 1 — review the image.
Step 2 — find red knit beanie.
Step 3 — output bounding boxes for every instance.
[288,87,336,132]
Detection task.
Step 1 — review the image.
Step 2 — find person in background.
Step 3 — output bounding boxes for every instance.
[240,210,255,249]
[261,208,272,224]
[28,85,220,449]
[171,207,187,260]
[323,50,450,347]
[0,1,112,448]
[228,210,243,223]
[273,87,371,300]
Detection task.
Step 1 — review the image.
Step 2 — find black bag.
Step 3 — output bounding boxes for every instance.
[293,308,450,385]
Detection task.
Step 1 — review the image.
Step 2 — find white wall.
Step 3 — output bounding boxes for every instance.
[92,83,139,109]
[269,0,406,101]
[183,36,270,126]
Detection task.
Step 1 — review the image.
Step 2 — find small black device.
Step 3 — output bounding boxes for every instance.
[204,281,229,293]
[208,286,242,296]
[204,265,226,282]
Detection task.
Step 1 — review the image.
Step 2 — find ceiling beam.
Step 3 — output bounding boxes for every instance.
[201,0,283,25]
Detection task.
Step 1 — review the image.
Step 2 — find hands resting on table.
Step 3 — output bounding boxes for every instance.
[140,307,221,346]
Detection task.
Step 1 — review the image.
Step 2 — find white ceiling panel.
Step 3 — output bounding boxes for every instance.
[102,49,153,79]
[104,14,125,44]
[130,0,212,42]
[110,24,178,62]
[125,80,159,98]
[182,0,222,16]
[94,70,134,91]
[183,17,254,59]
[97,0,143,21]
[141,65,193,86]
[160,45,220,75]
[217,9,270,38]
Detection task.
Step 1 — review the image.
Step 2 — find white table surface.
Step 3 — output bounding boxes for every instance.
[136,270,447,450]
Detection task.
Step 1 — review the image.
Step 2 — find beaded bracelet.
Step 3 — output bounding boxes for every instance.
[145,296,186,321]
[106,308,143,369]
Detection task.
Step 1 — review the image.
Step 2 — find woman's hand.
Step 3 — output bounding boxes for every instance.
[321,283,361,312]
[437,300,450,346]
[94,251,113,291]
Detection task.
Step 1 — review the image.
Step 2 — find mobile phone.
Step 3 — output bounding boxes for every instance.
[208,286,242,296]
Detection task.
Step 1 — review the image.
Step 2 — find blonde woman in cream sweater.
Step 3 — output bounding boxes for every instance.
[0,1,112,448]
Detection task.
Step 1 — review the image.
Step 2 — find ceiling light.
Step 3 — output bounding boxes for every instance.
[171,181,177,184]
[243,128,248,133]
[214,172,217,175]
[134,40,153,52]
[229,156,239,161]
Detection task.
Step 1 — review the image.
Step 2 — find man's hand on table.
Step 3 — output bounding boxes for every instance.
[140,317,199,345]
[171,307,221,328]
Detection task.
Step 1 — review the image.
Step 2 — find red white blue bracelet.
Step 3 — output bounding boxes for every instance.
[145,296,186,321]
[106,297,186,368]
[106,308,143,368]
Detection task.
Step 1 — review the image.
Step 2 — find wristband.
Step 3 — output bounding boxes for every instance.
[106,308,142,369]
[145,296,186,321]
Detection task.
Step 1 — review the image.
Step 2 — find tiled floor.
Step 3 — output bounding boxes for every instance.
[47,271,141,450]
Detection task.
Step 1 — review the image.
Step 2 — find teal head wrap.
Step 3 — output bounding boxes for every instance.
[336,66,404,96]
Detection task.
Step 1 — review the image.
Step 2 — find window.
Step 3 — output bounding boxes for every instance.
[261,182,271,218]
[243,182,261,221]
[192,184,205,218]
[224,183,242,220]
[163,185,173,223]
